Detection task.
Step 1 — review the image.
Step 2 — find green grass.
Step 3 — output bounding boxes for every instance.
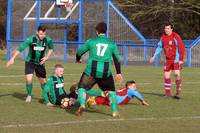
[0,58,200,133]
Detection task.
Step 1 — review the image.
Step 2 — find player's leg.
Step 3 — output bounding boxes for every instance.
[164,60,172,97]
[164,71,172,96]
[76,73,96,116]
[88,96,109,106]
[25,62,35,102]
[173,63,182,98]
[35,64,46,90]
[86,89,106,106]
[97,75,119,117]
[87,89,105,97]
[25,74,33,102]
[38,78,46,90]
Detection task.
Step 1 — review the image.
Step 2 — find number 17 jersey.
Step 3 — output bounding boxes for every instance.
[76,34,121,78]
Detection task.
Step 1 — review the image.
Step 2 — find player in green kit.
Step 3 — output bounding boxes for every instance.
[42,64,67,107]
[76,22,123,117]
[7,25,54,102]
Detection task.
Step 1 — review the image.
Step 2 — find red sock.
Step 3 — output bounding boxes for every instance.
[165,78,171,96]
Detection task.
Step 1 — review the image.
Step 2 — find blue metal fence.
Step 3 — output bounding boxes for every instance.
[6,0,200,67]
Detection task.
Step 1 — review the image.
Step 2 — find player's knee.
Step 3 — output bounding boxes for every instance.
[174,73,180,79]
[164,73,171,79]
[26,78,32,84]
[39,78,46,84]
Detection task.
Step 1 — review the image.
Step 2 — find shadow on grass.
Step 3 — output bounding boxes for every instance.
[12,92,26,101]
[0,93,12,98]
[38,98,45,104]
[65,106,111,117]
[12,92,40,101]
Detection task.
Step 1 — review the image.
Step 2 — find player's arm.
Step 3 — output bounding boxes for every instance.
[76,40,90,63]
[112,45,123,83]
[40,38,54,65]
[6,38,31,67]
[150,39,163,63]
[116,88,127,96]
[42,78,54,106]
[129,90,149,106]
[175,34,185,64]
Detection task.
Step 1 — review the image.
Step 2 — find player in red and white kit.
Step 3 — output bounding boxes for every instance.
[87,80,149,106]
[150,22,185,99]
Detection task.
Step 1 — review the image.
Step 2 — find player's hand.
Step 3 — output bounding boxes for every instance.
[46,102,54,107]
[179,61,184,65]
[76,59,82,63]
[40,56,48,65]
[115,74,123,83]
[149,57,154,64]
[142,100,149,106]
[6,58,15,67]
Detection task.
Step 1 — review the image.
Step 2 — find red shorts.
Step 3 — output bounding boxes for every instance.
[164,60,182,72]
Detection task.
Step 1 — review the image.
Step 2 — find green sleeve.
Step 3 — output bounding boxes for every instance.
[76,40,90,56]
[17,37,32,52]
[112,44,120,62]
[42,78,52,103]
[47,37,54,50]
[76,40,90,62]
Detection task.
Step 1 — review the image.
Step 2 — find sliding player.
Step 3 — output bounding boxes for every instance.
[88,80,149,106]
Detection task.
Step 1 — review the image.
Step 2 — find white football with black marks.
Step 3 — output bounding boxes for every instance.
[61,98,70,108]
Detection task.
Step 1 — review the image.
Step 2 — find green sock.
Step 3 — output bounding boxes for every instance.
[109,91,118,113]
[26,83,33,96]
[87,89,104,97]
[78,88,86,106]
[41,83,45,90]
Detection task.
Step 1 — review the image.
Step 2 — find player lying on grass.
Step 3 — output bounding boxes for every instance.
[87,80,149,106]
[85,80,149,106]
[67,80,149,108]
[43,77,149,109]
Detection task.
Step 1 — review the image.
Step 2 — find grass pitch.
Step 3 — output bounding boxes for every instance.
[0,52,200,133]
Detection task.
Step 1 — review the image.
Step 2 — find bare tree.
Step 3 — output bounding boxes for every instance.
[113,0,200,39]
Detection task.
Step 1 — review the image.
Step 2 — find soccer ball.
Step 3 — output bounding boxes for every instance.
[61,98,70,108]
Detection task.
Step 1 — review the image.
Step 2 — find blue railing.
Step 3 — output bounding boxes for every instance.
[6,0,200,67]
[185,36,200,67]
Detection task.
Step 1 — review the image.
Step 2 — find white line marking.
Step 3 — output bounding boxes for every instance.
[0,73,80,78]
[1,116,200,128]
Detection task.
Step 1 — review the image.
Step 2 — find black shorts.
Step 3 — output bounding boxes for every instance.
[25,62,46,78]
[78,72,115,91]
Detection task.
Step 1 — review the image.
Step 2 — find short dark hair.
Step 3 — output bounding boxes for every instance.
[125,80,136,88]
[96,22,107,34]
[69,83,78,92]
[55,64,64,69]
[164,22,174,29]
[37,25,46,32]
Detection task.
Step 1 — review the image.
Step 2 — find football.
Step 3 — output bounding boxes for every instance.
[61,98,70,108]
